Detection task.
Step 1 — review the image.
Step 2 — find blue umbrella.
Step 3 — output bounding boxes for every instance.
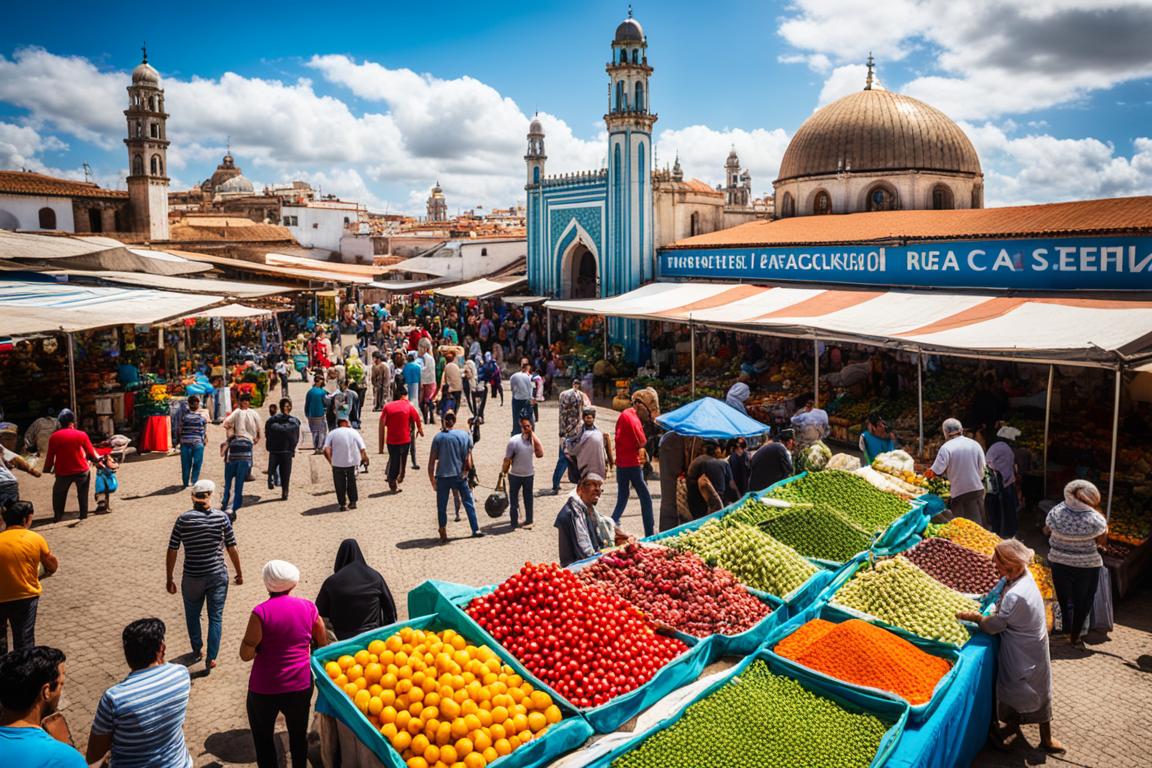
[655,397,770,439]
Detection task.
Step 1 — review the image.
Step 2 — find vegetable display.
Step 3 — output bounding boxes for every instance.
[774,618,952,706]
[321,627,563,768]
[577,543,771,637]
[758,506,874,563]
[466,563,689,709]
[665,520,819,597]
[901,537,999,594]
[925,518,1055,600]
[832,556,979,646]
[764,470,911,533]
[610,659,891,768]
[796,441,833,472]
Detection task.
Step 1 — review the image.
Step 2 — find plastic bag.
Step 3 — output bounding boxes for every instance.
[827,453,862,471]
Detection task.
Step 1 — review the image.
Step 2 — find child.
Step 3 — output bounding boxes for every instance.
[94,454,119,513]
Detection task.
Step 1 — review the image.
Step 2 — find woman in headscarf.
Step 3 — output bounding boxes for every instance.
[958,540,1063,754]
[240,560,328,768]
[1044,479,1108,648]
[725,376,751,416]
[315,539,397,640]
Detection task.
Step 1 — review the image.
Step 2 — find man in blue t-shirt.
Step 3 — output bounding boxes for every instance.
[0,646,87,767]
[303,374,330,454]
[428,410,482,542]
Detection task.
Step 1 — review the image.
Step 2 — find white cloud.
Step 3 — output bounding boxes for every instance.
[0,49,124,146]
[0,122,52,169]
[655,125,791,193]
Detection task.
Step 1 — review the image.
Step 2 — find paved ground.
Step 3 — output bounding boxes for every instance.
[11,377,1152,767]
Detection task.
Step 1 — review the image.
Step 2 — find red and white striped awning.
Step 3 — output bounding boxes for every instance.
[545,282,1152,365]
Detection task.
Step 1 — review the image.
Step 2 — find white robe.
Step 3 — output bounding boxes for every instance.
[983,571,1053,717]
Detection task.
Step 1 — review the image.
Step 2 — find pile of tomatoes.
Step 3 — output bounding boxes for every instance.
[466,563,689,709]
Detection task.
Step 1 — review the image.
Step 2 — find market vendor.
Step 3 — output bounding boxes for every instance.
[858,413,897,465]
[925,418,986,525]
[685,440,731,518]
[749,429,795,492]
[23,408,60,456]
[724,375,752,416]
[790,397,830,451]
[554,474,632,566]
[957,539,1064,755]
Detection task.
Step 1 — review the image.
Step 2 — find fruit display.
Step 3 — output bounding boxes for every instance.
[901,537,1000,594]
[610,659,892,768]
[924,519,1055,601]
[774,618,953,706]
[1106,488,1152,545]
[853,466,924,500]
[576,544,771,637]
[321,626,563,768]
[796,441,833,472]
[832,556,979,646]
[764,470,912,533]
[1100,539,1136,559]
[466,563,689,709]
[759,506,873,563]
[665,520,819,597]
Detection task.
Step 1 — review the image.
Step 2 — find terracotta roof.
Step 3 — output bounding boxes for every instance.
[167,218,295,243]
[0,171,128,199]
[664,196,1152,249]
[657,177,723,197]
[777,89,981,182]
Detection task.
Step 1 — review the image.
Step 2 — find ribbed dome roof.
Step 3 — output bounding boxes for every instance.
[777,89,981,182]
[528,116,544,135]
[615,17,644,42]
[132,61,160,85]
[217,174,254,194]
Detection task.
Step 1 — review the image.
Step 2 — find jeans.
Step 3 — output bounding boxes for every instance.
[307,417,327,452]
[180,443,205,487]
[247,685,313,768]
[508,474,534,526]
[222,461,251,513]
[550,443,569,491]
[268,453,293,496]
[474,387,488,420]
[1051,562,1100,640]
[0,481,18,510]
[0,596,38,655]
[511,398,532,435]
[181,574,228,661]
[612,465,655,536]
[436,476,478,532]
[333,465,358,507]
[52,471,90,520]
[386,443,409,484]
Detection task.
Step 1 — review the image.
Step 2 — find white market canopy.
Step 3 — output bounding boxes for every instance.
[546,282,1152,366]
[181,303,275,319]
[0,230,212,276]
[48,270,294,298]
[434,276,528,299]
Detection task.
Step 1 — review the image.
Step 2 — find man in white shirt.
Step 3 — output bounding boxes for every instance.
[502,416,544,530]
[926,418,987,525]
[508,359,535,436]
[323,411,368,511]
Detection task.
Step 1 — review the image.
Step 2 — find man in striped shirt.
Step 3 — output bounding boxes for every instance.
[86,618,192,768]
[165,480,243,674]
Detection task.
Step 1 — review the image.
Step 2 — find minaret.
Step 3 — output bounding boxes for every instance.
[725,148,741,206]
[123,46,169,240]
[604,7,656,294]
[525,114,546,187]
[524,115,547,295]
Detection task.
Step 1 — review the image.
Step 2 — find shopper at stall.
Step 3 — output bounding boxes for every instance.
[462,352,479,415]
[957,539,1063,755]
[724,375,752,416]
[428,410,482,542]
[926,418,986,525]
[685,440,730,519]
[86,618,193,768]
[370,353,391,412]
[303,375,328,454]
[790,398,830,453]
[1044,480,1108,648]
[748,429,795,492]
[509,359,535,435]
[315,539,397,641]
[265,399,300,501]
[240,560,327,768]
[220,394,260,520]
[0,444,41,510]
[22,407,60,456]
[565,406,613,483]
[0,646,87,766]
[555,474,632,566]
[43,409,99,523]
[0,502,59,654]
[166,481,243,674]
[986,425,1022,537]
[323,411,368,512]
[727,438,751,497]
[612,392,656,536]
[858,413,897,465]
[502,416,545,529]
[379,385,423,493]
[549,377,591,495]
[176,396,209,489]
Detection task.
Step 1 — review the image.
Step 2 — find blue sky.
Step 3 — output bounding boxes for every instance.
[2,0,1152,213]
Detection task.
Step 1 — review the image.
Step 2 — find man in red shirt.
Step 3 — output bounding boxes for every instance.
[379,385,424,493]
[43,410,98,522]
[611,393,655,536]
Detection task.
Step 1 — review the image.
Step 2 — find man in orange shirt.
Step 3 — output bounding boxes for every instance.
[43,409,99,522]
[0,501,60,653]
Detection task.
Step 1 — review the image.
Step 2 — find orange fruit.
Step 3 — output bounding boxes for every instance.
[488,723,506,740]
[407,758,428,768]
[392,730,412,752]
[439,745,458,764]
[368,697,384,717]
[463,714,481,733]
[544,705,562,724]
[408,701,424,718]
[435,721,453,745]
[472,731,491,752]
[407,716,425,735]
[454,737,473,757]
[421,706,439,722]
[381,723,398,740]
[463,753,485,768]
[324,661,342,679]
[386,635,403,653]
[527,711,546,732]
[348,664,365,681]
[395,710,412,731]
[381,690,397,707]
[334,675,349,688]
[439,698,460,720]
[489,706,508,724]
[482,746,498,764]
[529,690,552,710]
[354,650,371,666]
[411,734,430,755]
[493,738,511,756]
[368,639,387,656]
[365,663,384,684]
[369,684,384,697]
[343,683,359,698]
[354,677,369,691]
[337,654,356,670]
[450,718,469,739]
[381,706,398,724]
[424,744,440,764]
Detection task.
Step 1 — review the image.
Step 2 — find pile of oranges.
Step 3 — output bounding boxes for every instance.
[324,626,564,768]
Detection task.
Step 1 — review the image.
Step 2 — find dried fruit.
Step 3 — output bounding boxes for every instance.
[902,537,999,594]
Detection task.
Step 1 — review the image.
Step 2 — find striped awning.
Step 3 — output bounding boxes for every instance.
[545,282,1152,365]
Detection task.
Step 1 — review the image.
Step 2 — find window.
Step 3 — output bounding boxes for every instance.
[343,217,350,225]
[780,192,795,218]
[134,120,142,138]
[632,49,639,64]
[150,155,162,175]
[150,96,157,111]
[88,208,102,233]
[971,185,982,209]
[931,184,954,210]
[282,215,298,226]
[150,122,159,138]
[38,207,56,229]
[634,82,644,112]
[865,184,897,212]
[813,190,832,215]
[615,81,625,111]
[481,247,488,256]
[132,154,144,175]
[689,211,700,236]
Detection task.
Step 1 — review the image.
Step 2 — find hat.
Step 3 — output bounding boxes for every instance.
[191,479,216,495]
[262,560,300,592]
[582,406,597,417]
[776,428,795,442]
[336,407,352,422]
[996,425,1022,441]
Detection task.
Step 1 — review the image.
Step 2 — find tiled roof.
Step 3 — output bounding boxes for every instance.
[0,170,128,199]
[664,196,1152,249]
[168,218,295,243]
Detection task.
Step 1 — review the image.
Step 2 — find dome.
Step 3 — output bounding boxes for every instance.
[528,116,544,135]
[217,174,254,195]
[614,17,645,43]
[132,61,160,85]
[776,89,981,183]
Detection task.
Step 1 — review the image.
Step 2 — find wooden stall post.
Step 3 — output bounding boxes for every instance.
[67,332,77,414]
[1107,365,1121,520]
[689,318,697,399]
[917,348,924,457]
[1043,364,1054,497]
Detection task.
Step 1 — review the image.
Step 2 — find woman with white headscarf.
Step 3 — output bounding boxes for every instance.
[1043,480,1108,648]
[240,560,328,768]
[724,376,751,416]
[958,539,1063,754]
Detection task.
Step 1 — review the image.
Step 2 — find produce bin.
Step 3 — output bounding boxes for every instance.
[413,579,715,734]
[583,648,908,768]
[311,613,594,768]
[762,601,964,723]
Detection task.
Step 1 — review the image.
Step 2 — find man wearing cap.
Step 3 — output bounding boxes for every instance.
[554,474,632,566]
[749,429,796,492]
[428,410,482,542]
[166,481,243,673]
[44,409,99,522]
[547,377,590,496]
[986,425,1022,537]
[926,418,987,525]
[323,410,368,511]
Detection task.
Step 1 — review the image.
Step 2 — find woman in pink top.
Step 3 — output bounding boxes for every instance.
[240,560,327,768]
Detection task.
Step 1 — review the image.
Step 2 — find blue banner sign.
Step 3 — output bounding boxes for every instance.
[657,236,1152,291]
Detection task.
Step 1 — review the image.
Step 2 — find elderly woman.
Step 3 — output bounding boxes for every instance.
[1044,479,1108,647]
[958,539,1063,754]
[241,561,328,768]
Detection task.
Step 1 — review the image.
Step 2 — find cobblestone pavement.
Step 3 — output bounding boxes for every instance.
[12,378,1152,767]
